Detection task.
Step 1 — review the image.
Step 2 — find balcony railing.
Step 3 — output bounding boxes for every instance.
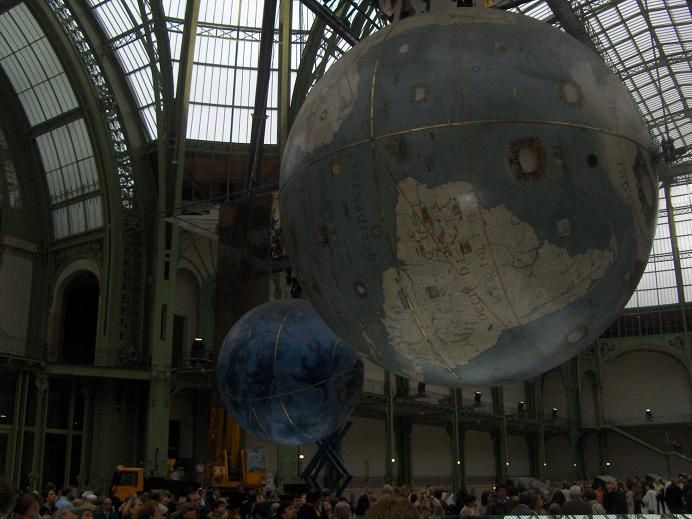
[0,334,26,356]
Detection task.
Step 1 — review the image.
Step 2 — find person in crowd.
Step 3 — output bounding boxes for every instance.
[176,505,198,519]
[642,481,659,513]
[664,478,685,513]
[333,502,350,519]
[207,500,226,519]
[583,488,605,514]
[93,497,116,519]
[186,493,202,515]
[460,495,478,518]
[73,507,95,519]
[509,492,532,515]
[321,500,332,519]
[55,509,77,519]
[485,483,510,516]
[478,491,491,515]
[547,486,565,512]
[56,489,74,511]
[364,496,417,519]
[562,485,591,514]
[120,499,143,519]
[136,501,162,519]
[546,502,561,515]
[603,480,627,514]
[630,477,643,513]
[39,486,57,517]
[528,493,544,515]
[591,480,604,505]
[13,494,40,519]
[275,502,296,519]
[296,489,321,519]
[352,495,369,519]
[684,477,692,513]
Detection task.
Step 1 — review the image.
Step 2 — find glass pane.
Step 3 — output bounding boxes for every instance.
[0,373,16,425]
[47,380,72,430]
[42,433,68,488]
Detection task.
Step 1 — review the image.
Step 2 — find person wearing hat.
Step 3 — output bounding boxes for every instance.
[296,490,322,519]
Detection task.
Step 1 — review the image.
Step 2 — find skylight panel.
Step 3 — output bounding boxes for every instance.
[0,4,78,126]
[670,6,691,24]
[90,0,140,39]
[89,0,158,139]
[35,119,99,204]
[163,0,186,19]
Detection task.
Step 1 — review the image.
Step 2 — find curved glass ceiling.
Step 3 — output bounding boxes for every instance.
[0,3,78,126]
[0,3,104,241]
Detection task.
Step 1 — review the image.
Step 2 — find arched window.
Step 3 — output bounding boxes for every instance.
[61,271,99,364]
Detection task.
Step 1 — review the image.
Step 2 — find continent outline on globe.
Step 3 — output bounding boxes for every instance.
[279,7,658,386]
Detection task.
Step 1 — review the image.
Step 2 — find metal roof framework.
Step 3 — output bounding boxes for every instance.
[0,0,690,310]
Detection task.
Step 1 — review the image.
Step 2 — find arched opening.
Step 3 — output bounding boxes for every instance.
[61,271,99,364]
[602,350,690,424]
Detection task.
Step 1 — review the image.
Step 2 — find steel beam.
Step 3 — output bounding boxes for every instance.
[300,0,359,47]
[544,0,598,53]
[245,0,279,192]
[143,0,199,478]
[278,0,293,152]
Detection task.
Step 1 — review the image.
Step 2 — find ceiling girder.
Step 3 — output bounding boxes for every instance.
[544,0,599,53]
[300,0,360,46]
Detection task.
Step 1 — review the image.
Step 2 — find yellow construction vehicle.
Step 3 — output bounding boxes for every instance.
[209,408,267,489]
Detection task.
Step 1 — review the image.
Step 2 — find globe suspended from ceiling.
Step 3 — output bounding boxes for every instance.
[217,299,364,445]
[279,6,657,386]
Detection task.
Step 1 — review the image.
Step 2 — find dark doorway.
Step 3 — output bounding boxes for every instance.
[61,271,99,364]
[168,419,181,459]
[172,315,185,369]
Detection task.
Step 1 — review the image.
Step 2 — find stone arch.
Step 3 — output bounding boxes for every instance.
[602,350,691,424]
[603,341,688,371]
[47,259,101,362]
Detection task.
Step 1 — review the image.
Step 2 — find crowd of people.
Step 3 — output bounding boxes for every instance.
[2,473,692,519]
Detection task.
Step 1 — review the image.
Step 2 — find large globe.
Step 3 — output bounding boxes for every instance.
[279,8,657,386]
[217,299,364,445]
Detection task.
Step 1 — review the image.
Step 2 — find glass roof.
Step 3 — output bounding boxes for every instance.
[508,0,691,309]
[88,0,160,138]
[0,3,78,126]
[1,0,690,307]
[89,0,383,142]
[514,0,691,164]
[0,3,104,241]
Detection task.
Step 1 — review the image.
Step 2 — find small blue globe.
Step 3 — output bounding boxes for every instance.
[217,299,364,445]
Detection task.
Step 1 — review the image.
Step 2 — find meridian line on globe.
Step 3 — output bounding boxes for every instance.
[380,160,511,330]
[461,117,538,364]
[272,308,292,398]
[249,401,270,438]
[281,119,649,189]
[224,367,361,402]
[369,23,463,383]
[379,177,616,369]
[279,396,308,439]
